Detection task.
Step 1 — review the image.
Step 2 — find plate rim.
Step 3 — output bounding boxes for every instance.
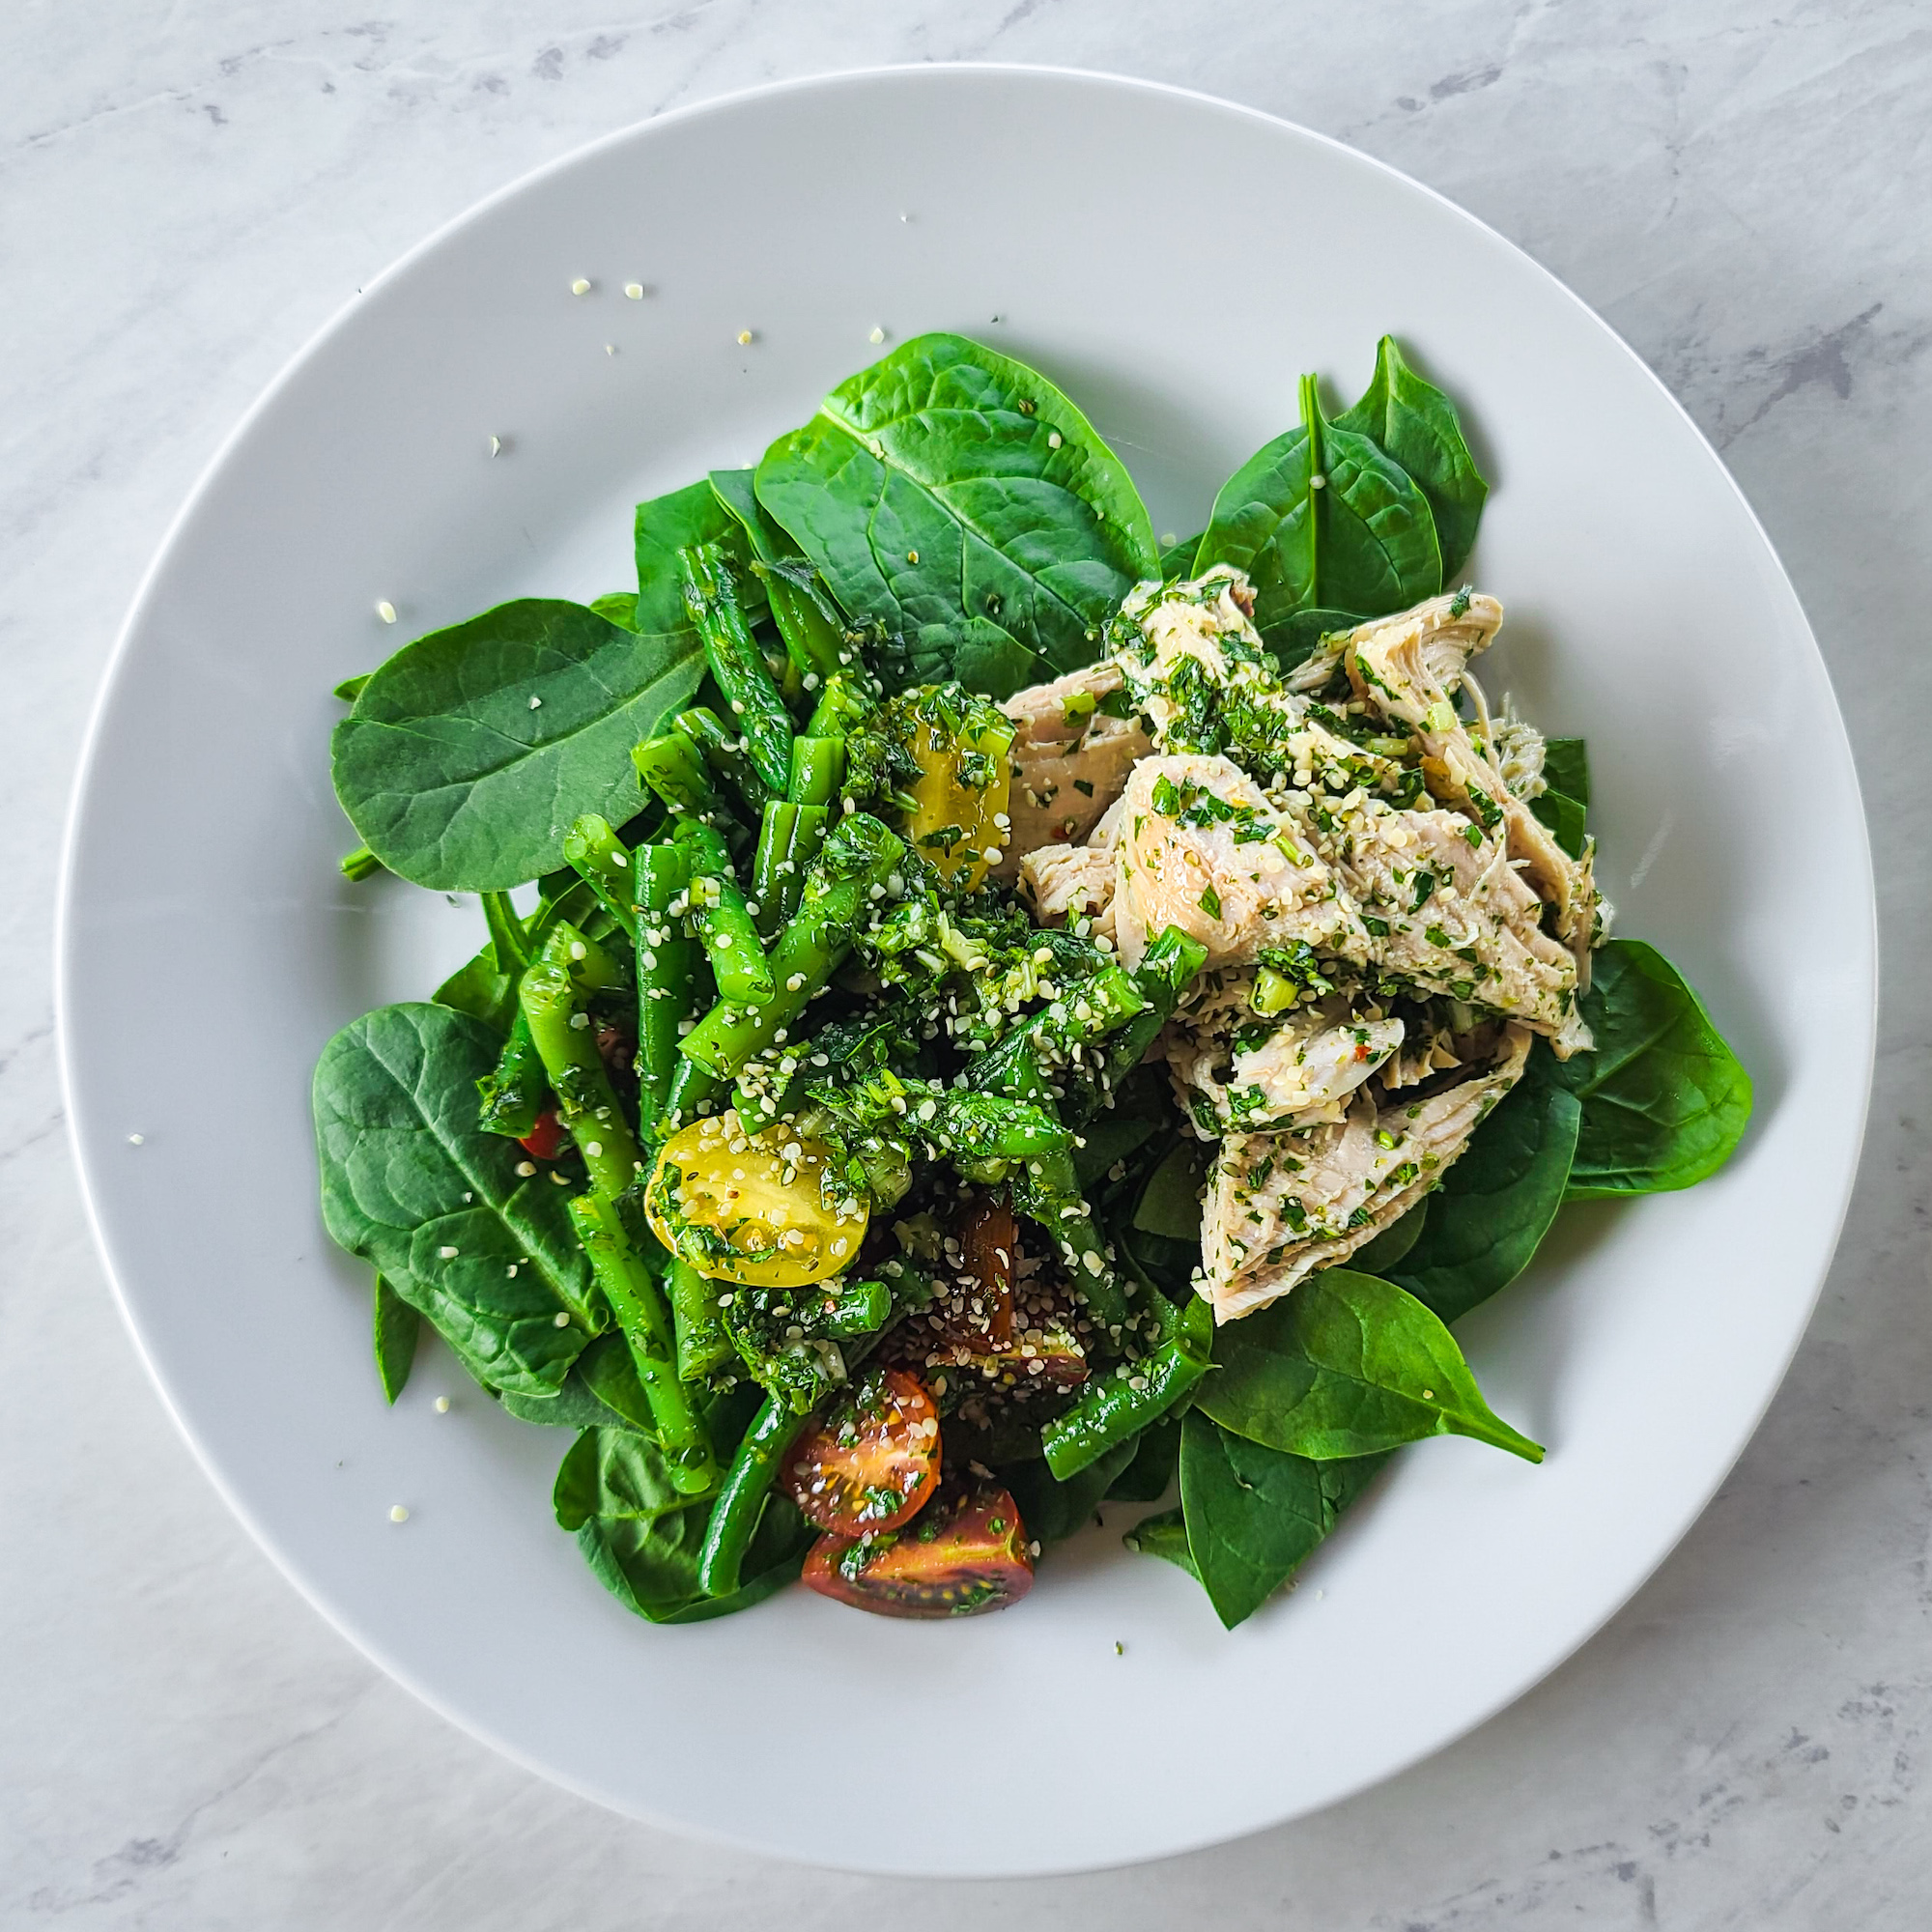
[54,60,1879,1874]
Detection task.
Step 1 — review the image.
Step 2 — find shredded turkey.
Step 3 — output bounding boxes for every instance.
[993,663,1151,879]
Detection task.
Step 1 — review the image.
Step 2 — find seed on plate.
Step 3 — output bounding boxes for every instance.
[571,277,591,295]
[376,600,396,624]
[624,281,643,299]
[489,435,501,457]
[528,695,542,709]
[127,1133,144,1146]
[1047,431,1063,449]
[434,1397,450,1413]
[737,328,753,345]
[389,1505,410,1522]
[868,326,885,344]
[1310,472,1327,489]
[438,1245,459,1259]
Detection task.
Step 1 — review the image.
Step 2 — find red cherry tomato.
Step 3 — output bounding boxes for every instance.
[802,1481,1035,1619]
[957,1195,1016,1347]
[781,1368,940,1536]
[519,1106,566,1161]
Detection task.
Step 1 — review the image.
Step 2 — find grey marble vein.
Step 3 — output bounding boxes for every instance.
[5,1,1932,1925]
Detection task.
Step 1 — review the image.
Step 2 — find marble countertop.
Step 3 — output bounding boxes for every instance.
[7,3,1929,1924]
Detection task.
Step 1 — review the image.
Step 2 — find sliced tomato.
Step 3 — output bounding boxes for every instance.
[519,1106,566,1161]
[956,1196,1017,1346]
[781,1367,939,1535]
[802,1480,1035,1619]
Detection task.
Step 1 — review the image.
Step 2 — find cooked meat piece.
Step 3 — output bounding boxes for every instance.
[1019,842,1116,935]
[993,663,1151,878]
[1199,1023,1532,1321]
[1110,753,1370,972]
[1333,802,1580,1042]
[1346,595,1605,1007]
[1166,978,1405,1133]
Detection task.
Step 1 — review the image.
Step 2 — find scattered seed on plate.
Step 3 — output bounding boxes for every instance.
[376,600,397,624]
[438,1245,459,1259]
[571,277,591,295]
[868,326,885,344]
[389,1504,410,1522]
[127,1133,144,1146]
[737,329,754,345]
[1048,431,1063,448]
[434,1396,451,1413]
[624,281,643,299]
[528,695,543,709]
[489,435,502,457]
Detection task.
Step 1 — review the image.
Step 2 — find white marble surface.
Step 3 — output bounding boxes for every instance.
[5,2,1929,1923]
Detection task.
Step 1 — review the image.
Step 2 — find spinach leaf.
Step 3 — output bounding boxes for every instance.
[1332,335,1489,578]
[1122,1503,1196,1577]
[1105,1413,1181,1502]
[1540,939,1752,1197]
[588,591,639,629]
[1071,1109,1161,1191]
[497,1335,653,1433]
[1351,1197,1429,1275]
[559,1428,813,1623]
[1133,1140,1208,1240]
[1531,788,1589,858]
[372,1273,419,1404]
[1543,735,1590,809]
[1003,1438,1138,1545]
[332,599,698,892]
[1159,529,1204,579]
[432,944,518,1031]
[1390,1078,1580,1325]
[753,332,1158,698]
[1196,1267,1543,1463]
[313,1003,598,1397]
[1178,1410,1391,1628]
[633,478,765,628]
[1194,373,1440,665]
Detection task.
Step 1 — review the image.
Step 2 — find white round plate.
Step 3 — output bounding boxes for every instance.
[60,67,1873,1875]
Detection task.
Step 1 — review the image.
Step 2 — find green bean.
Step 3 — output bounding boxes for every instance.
[567,1195,718,1495]
[1040,1294,1212,1480]
[812,1275,893,1338]
[634,844,700,1139]
[971,964,1147,1099]
[675,705,776,817]
[696,1394,809,1597]
[665,1054,724,1124]
[339,843,382,882]
[749,801,829,937]
[475,1011,547,1138]
[786,736,846,809]
[804,670,873,740]
[678,814,905,1081]
[669,1259,735,1383]
[678,543,792,795]
[1071,924,1209,1124]
[519,923,643,1200]
[561,814,639,941]
[632,729,721,820]
[752,555,849,683]
[674,820,775,1010]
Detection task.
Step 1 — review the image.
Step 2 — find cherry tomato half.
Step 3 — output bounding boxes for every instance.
[955,1196,1016,1347]
[519,1106,566,1161]
[802,1480,1035,1619]
[781,1368,940,1536]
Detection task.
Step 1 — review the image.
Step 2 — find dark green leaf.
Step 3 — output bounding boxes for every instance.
[498,1335,656,1433]
[1105,1414,1180,1502]
[560,1428,814,1623]
[1352,1197,1429,1275]
[432,944,518,1031]
[588,591,639,629]
[1159,529,1204,578]
[1122,1503,1197,1577]
[1530,788,1589,858]
[1543,736,1590,810]
[633,478,765,630]
[1002,1438,1137,1546]
[1179,1410,1391,1628]
[313,1003,597,1398]
[1194,373,1440,663]
[1071,1108,1161,1191]
[754,332,1158,697]
[332,599,698,891]
[372,1273,419,1405]
[1197,1267,1543,1463]
[333,671,371,702]
[1332,335,1489,578]
[1540,939,1752,1197]
[1391,1078,1580,1324]
[1132,1140,1208,1240]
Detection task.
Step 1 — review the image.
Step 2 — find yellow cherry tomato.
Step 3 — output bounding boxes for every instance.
[644,1110,868,1288]
[903,697,1014,890]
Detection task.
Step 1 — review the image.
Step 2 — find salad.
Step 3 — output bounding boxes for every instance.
[314,333,1750,1629]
